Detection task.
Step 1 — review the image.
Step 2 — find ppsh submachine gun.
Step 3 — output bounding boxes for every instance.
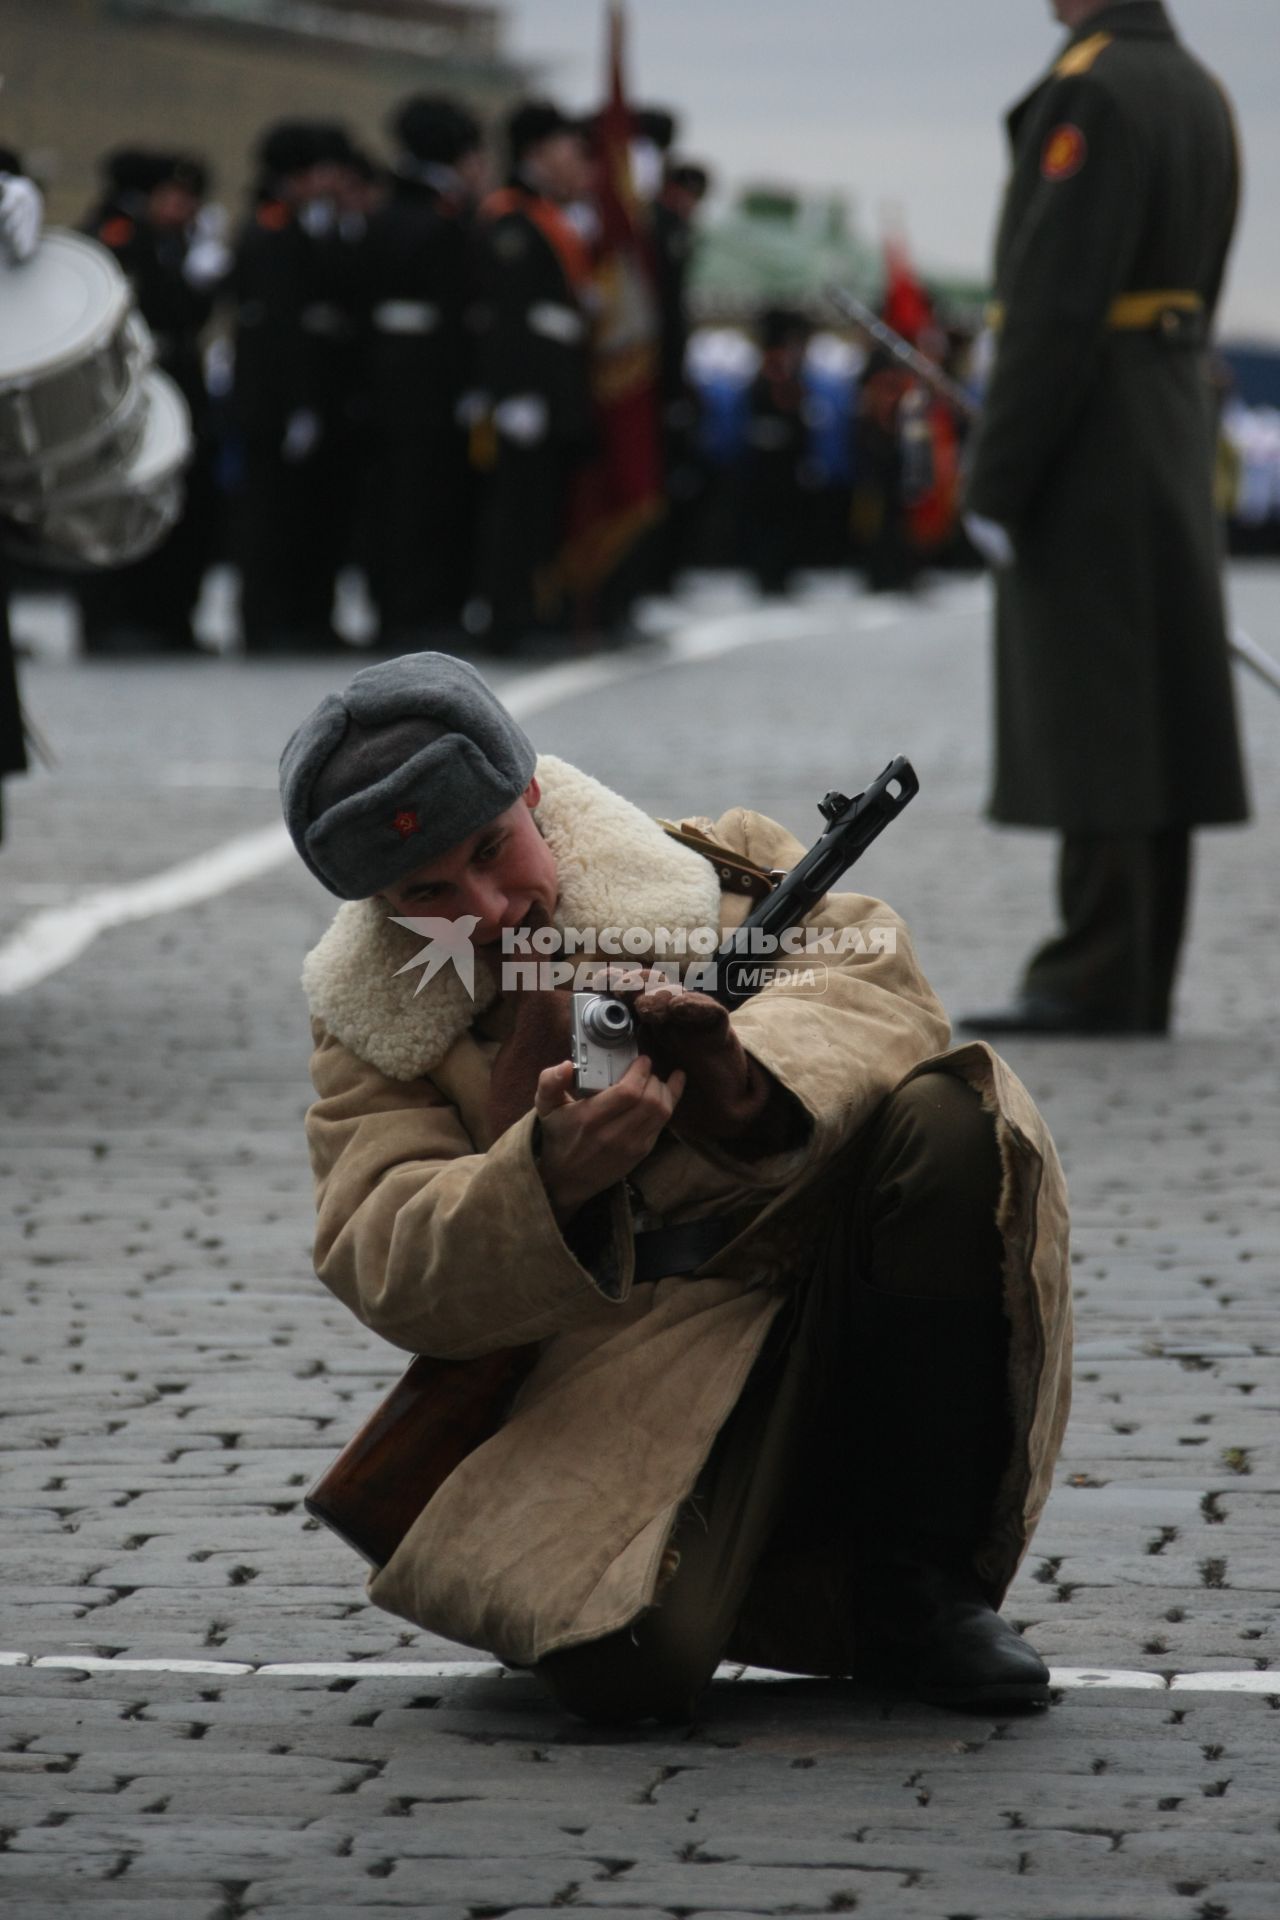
[305,759,918,1571]
[570,758,919,1083]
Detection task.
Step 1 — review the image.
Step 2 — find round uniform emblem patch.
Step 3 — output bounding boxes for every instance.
[1042,124,1088,181]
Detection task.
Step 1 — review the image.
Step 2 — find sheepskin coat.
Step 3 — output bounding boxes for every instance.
[301,755,1073,1670]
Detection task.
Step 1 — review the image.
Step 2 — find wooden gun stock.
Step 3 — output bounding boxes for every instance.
[304,1347,534,1570]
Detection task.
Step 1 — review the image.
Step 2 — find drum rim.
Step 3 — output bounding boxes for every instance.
[34,368,191,508]
[0,359,151,494]
[0,229,134,387]
[9,477,186,570]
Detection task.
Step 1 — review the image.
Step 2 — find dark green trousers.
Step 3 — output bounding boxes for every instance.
[535,1070,1009,1724]
[1023,829,1191,1031]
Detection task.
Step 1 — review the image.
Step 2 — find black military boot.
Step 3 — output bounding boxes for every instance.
[848,1288,1051,1712]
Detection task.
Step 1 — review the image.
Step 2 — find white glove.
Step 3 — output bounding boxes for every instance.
[963,510,1016,571]
[183,234,232,291]
[0,174,44,264]
[298,199,336,239]
[492,393,549,448]
[281,408,323,463]
[194,202,229,242]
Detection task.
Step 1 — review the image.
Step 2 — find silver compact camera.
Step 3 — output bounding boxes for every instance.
[570,991,639,1092]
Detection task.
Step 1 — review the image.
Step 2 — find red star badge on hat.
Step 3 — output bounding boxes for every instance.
[391,809,420,840]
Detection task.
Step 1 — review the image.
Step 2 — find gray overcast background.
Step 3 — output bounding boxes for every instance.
[510,0,1279,337]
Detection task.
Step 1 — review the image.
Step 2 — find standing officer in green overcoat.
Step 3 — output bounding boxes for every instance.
[961,0,1249,1036]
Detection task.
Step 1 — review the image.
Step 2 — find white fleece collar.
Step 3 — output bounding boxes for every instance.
[301,755,725,1082]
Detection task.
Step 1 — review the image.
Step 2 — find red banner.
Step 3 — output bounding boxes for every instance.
[561,1,665,608]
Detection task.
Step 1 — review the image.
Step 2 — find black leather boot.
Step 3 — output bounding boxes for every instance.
[849,1288,1051,1712]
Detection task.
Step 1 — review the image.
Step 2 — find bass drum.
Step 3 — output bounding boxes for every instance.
[0,228,152,507]
[9,370,192,571]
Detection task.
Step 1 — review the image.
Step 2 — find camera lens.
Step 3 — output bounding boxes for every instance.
[580,995,634,1045]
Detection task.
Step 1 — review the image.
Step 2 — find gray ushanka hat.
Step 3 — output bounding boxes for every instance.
[279,652,537,899]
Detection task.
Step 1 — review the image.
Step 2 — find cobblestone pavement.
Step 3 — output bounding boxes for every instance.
[1,568,1278,1917]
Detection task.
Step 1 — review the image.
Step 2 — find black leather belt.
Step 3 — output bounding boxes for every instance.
[632,1213,741,1285]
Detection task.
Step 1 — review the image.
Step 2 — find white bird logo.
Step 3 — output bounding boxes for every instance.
[389,915,483,998]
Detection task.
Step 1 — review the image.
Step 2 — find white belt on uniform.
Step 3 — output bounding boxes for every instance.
[372,299,441,336]
[527,301,585,345]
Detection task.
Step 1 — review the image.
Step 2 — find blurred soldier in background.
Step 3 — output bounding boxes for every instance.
[652,159,709,427]
[962,0,1248,1036]
[360,96,488,651]
[744,307,812,597]
[78,148,230,653]
[852,242,945,595]
[852,344,921,595]
[468,102,595,653]
[232,121,365,653]
[651,159,710,590]
[0,147,43,845]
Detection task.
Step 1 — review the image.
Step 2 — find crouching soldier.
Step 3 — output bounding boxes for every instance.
[279,653,1072,1723]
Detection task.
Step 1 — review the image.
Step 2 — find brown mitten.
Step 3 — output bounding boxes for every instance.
[633,984,807,1151]
[487,989,573,1140]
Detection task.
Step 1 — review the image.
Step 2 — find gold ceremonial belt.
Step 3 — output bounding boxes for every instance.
[986,291,1204,333]
[1108,290,1204,331]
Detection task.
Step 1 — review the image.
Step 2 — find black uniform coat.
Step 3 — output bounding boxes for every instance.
[965,1,1248,833]
[232,199,361,639]
[471,182,594,448]
[89,204,218,411]
[362,174,471,443]
[650,197,694,413]
[469,183,595,634]
[358,172,474,630]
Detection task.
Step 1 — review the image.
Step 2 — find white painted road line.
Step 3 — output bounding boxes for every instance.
[31,1653,258,1676]
[1169,1670,1280,1694]
[1048,1668,1176,1691]
[5,1651,1274,1694]
[254,1659,504,1679]
[0,823,292,995]
[733,1666,1206,1692]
